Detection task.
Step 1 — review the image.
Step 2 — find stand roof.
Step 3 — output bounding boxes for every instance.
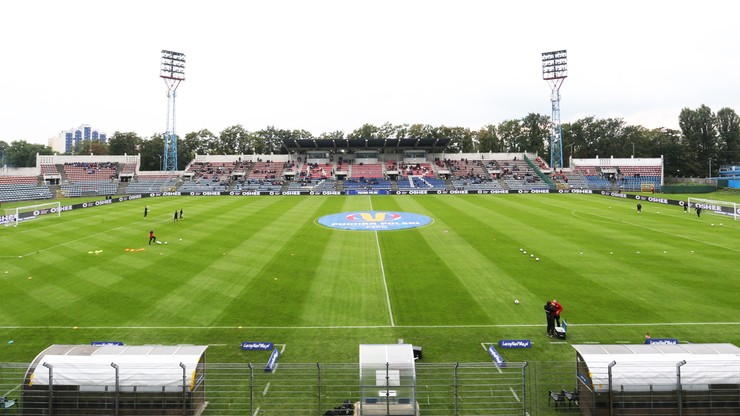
[573,343,740,391]
[28,344,207,388]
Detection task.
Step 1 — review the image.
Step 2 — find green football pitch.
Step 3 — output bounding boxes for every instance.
[1,193,738,364]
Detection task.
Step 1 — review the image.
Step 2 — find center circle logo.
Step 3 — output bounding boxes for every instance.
[318,211,432,231]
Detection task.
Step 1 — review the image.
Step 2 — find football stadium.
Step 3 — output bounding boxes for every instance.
[1,150,739,415]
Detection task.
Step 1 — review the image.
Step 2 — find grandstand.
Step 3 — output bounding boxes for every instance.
[570,157,663,192]
[0,150,668,203]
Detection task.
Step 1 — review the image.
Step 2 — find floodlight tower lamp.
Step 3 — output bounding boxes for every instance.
[160,50,186,172]
[542,49,568,170]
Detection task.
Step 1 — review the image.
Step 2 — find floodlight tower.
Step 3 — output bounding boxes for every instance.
[160,50,186,172]
[542,50,567,169]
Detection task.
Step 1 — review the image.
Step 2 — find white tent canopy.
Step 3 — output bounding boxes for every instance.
[28,345,207,389]
[573,343,740,392]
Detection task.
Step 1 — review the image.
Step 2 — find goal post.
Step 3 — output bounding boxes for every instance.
[687,197,739,220]
[2,201,62,227]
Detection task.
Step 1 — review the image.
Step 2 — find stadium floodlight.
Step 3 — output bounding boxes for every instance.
[160,50,186,172]
[542,50,567,170]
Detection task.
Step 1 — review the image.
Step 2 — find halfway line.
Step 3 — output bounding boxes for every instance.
[369,196,395,326]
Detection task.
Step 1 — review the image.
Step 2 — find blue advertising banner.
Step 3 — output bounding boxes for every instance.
[498,340,531,348]
[91,341,124,346]
[646,338,678,345]
[487,345,505,367]
[241,342,274,350]
[265,348,280,372]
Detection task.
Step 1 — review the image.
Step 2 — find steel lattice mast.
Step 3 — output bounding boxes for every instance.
[160,50,186,172]
[542,50,567,169]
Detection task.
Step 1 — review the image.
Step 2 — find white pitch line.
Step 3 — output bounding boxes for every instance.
[252,407,260,416]
[509,387,520,402]
[374,230,395,327]
[480,342,502,373]
[369,196,395,327]
[570,209,740,253]
[262,382,270,396]
[0,322,740,330]
[0,321,737,330]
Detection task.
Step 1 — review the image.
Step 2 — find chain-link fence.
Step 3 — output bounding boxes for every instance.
[12,360,736,415]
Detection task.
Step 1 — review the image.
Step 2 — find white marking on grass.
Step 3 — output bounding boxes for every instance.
[480,342,502,373]
[0,321,737,330]
[252,407,260,416]
[369,196,395,327]
[571,209,740,253]
[262,382,270,396]
[509,387,520,402]
[1,217,174,259]
[375,230,395,327]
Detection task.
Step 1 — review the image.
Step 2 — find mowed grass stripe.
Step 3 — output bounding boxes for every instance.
[141,197,324,326]
[370,196,491,326]
[0,194,738,362]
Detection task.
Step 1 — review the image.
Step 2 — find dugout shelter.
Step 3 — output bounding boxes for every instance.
[572,343,740,415]
[22,344,208,416]
[358,344,419,416]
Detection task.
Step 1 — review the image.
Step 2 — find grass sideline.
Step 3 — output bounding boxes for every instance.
[0,193,738,365]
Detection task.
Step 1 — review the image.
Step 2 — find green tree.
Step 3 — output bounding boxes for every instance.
[71,139,109,155]
[521,113,550,156]
[497,119,523,152]
[347,124,380,140]
[405,124,437,140]
[474,125,500,153]
[716,107,740,167]
[216,125,250,154]
[253,126,304,155]
[679,105,717,177]
[139,134,165,171]
[318,130,345,140]
[439,126,473,153]
[182,129,218,156]
[644,128,684,176]
[5,140,54,167]
[0,140,9,167]
[108,132,142,155]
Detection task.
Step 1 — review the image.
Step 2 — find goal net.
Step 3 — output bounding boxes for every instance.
[2,201,62,227]
[687,197,739,220]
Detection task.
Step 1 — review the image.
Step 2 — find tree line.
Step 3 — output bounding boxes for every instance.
[1,104,738,178]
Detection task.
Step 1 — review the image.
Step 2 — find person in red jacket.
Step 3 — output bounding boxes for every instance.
[149,229,156,245]
[552,299,563,327]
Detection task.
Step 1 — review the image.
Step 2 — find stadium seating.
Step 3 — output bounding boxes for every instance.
[343,178,391,191]
[249,161,286,180]
[125,175,177,194]
[0,178,53,202]
[349,163,383,179]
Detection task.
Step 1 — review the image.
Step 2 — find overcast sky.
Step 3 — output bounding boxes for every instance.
[1,0,738,145]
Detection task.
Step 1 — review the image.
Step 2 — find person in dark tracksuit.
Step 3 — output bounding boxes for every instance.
[544,301,556,338]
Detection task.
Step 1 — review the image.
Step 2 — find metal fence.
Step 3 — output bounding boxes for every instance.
[0,361,588,416]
